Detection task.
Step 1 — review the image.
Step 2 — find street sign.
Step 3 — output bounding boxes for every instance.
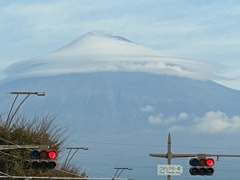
[157,164,183,176]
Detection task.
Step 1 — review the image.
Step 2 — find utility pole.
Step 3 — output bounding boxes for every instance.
[166,133,171,180]
[112,167,132,180]
[64,147,89,168]
[5,91,45,129]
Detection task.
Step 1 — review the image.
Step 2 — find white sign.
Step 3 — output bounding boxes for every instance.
[157,164,183,176]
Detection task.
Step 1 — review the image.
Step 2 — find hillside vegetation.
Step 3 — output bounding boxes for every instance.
[0,112,86,179]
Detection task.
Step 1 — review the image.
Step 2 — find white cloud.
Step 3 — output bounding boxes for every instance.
[148,114,164,125]
[215,75,240,91]
[178,112,189,120]
[193,111,240,134]
[168,125,186,132]
[161,111,240,134]
[3,33,220,81]
[148,112,188,126]
[141,105,154,112]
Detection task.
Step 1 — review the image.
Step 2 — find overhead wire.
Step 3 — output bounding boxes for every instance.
[73,139,240,150]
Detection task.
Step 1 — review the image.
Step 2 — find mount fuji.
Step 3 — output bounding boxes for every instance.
[1,32,240,180]
[3,32,218,80]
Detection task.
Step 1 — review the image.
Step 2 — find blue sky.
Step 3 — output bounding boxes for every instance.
[1,0,240,89]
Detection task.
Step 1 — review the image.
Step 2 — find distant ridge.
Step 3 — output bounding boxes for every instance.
[80,32,132,43]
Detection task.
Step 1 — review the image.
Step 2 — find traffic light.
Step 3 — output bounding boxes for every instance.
[30,148,57,169]
[189,157,214,176]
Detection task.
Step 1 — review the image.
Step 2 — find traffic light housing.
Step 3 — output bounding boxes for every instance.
[30,148,57,169]
[189,157,214,176]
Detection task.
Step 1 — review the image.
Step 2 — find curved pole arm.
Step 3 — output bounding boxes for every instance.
[6,94,30,129]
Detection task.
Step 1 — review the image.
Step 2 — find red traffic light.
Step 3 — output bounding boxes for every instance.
[48,150,57,159]
[206,158,214,166]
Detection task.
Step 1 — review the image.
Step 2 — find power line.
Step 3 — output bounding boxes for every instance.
[73,140,162,148]
[70,139,240,151]
[75,152,150,159]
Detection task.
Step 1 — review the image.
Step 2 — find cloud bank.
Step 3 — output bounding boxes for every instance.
[3,32,221,81]
[148,111,240,134]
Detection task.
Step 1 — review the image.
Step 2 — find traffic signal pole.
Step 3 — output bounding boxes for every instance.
[167,133,171,180]
[149,133,240,180]
[149,133,174,180]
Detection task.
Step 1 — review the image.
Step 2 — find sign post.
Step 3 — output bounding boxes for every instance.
[157,165,183,176]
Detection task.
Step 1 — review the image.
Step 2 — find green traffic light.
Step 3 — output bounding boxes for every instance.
[30,150,40,159]
[189,158,198,166]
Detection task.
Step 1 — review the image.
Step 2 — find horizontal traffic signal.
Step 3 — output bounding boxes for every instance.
[30,160,56,169]
[189,158,214,176]
[30,150,57,159]
[30,149,57,169]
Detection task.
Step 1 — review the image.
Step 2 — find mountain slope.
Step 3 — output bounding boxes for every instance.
[0,72,239,130]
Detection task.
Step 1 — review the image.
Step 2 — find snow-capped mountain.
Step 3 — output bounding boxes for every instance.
[1,32,240,180]
[3,32,218,80]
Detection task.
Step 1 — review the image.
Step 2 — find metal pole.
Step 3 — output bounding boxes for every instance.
[5,94,19,127]
[167,133,172,180]
[7,94,30,127]
[64,147,89,168]
[113,168,132,180]
[116,169,127,178]
[113,169,120,179]
[0,145,40,150]
[5,91,45,129]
